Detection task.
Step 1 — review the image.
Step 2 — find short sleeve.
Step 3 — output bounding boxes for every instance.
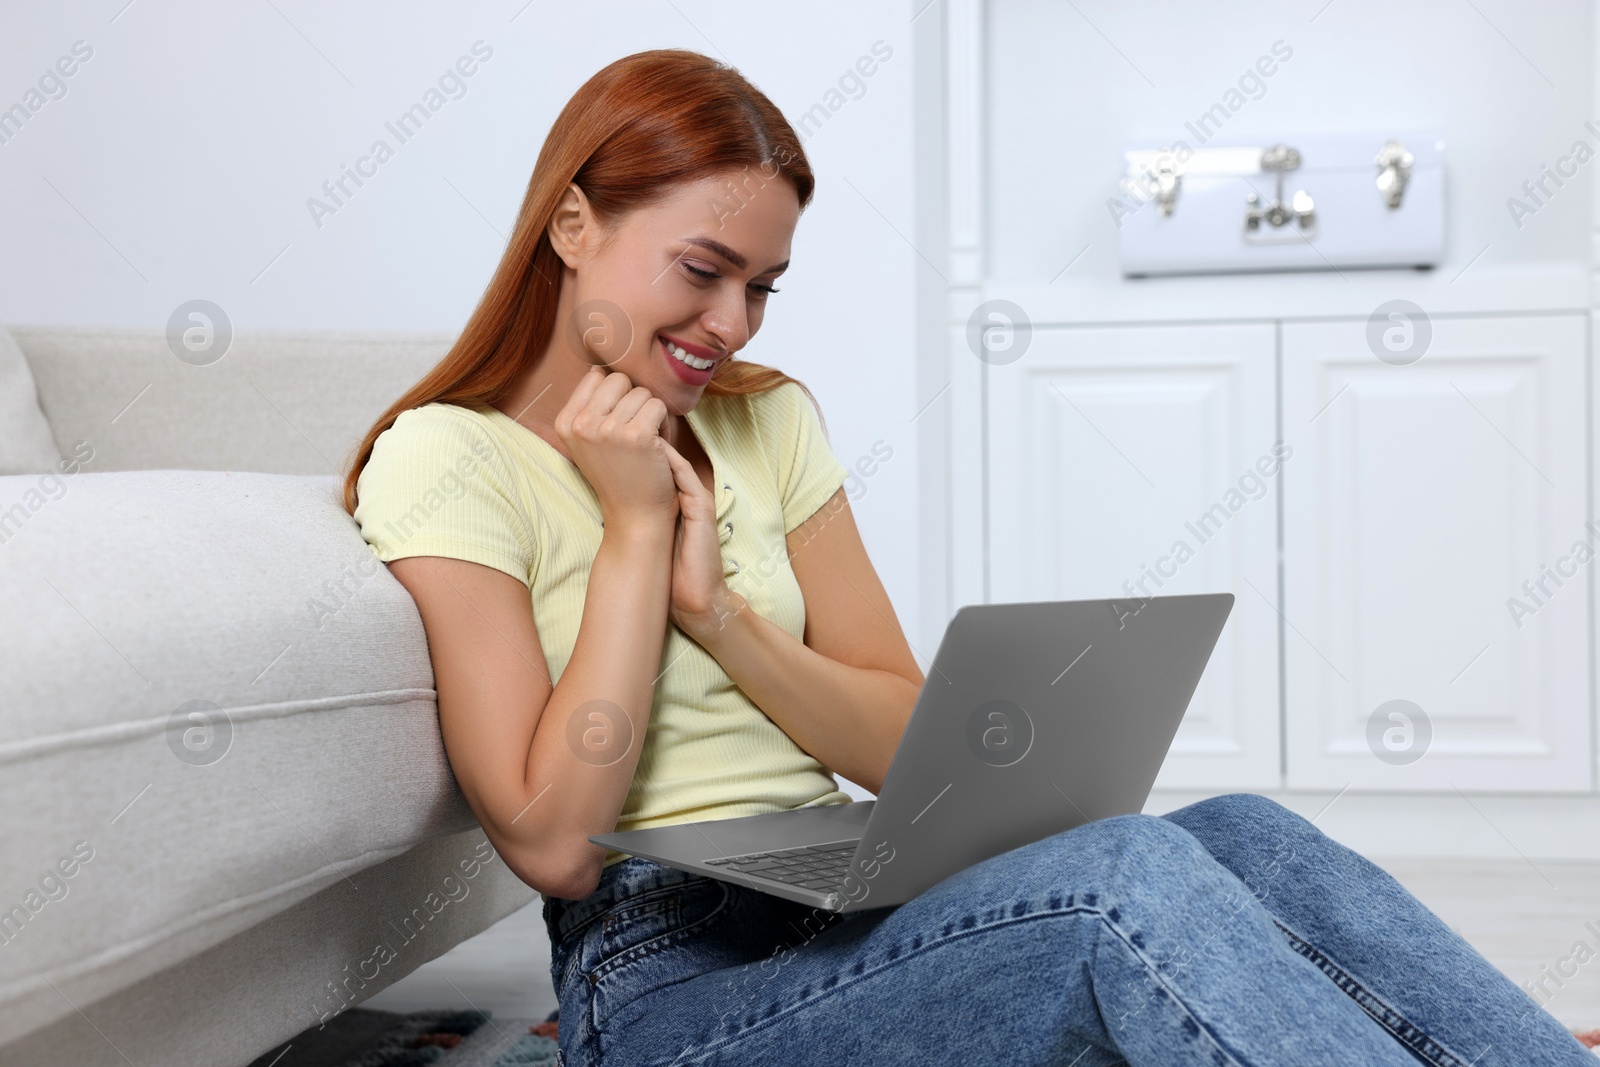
[352,404,536,587]
[756,381,849,534]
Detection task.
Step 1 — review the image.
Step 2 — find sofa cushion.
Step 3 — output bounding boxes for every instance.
[0,469,519,1048]
[0,324,63,475]
[11,325,453,475]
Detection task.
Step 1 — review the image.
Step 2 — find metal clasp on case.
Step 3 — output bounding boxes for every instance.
[1374,139,1414,208]
[1244,143,1316,241]
[1151,156,1181,217]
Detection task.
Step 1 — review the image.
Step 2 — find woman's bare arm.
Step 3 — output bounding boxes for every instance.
[676,487,923,794]
[387,513,675,900]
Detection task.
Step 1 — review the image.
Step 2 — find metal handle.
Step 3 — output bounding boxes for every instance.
[1260,143,1302,173]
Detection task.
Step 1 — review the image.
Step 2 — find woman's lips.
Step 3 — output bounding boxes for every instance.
[661,332,721,361]
[660,333,715,385]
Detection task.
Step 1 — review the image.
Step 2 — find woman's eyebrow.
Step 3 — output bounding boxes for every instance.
[680,236,788,274]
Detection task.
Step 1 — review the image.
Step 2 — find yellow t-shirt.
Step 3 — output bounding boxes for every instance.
[352,380,854,873]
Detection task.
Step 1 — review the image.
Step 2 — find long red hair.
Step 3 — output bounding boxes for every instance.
[341,48,819,515]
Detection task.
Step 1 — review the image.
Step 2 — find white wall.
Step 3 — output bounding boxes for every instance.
[0,2,926,661]
[986,0,1593,287]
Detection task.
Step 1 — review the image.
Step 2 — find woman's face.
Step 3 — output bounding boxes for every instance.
[553,167,800,413]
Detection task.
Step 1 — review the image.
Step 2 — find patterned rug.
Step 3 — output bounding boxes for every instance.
[246,1008,560,1067]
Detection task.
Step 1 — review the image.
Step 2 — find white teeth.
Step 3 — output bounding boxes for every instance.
[665,339,714,370]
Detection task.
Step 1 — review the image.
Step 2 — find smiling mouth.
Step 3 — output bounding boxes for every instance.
[658,333,723,385]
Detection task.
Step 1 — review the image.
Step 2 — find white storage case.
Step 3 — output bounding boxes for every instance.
[1115,131,1445,277]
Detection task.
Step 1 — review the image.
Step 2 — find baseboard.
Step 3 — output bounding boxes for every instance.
[1146,788,1600,863]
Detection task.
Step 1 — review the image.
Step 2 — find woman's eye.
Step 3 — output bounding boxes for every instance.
[683,262,779,297]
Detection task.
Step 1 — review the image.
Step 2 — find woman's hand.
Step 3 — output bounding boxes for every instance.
[661,442,740,641]
[554,367,677,532]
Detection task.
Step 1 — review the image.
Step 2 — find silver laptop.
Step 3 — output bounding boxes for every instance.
[590,592,1233,914]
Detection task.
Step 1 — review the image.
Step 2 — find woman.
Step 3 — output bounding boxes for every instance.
[342,49,1587,1067]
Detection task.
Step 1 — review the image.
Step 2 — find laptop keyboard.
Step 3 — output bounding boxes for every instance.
[702,840,860,890]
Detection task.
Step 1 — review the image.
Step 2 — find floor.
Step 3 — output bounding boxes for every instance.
[364,898,559,1023]
[363,859,1600,1034]
[1380,858,1600,1033]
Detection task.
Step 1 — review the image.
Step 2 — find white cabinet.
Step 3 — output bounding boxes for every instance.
[1281,314,1591,792]
[978,313,1592,795]
[985,323,1282,789]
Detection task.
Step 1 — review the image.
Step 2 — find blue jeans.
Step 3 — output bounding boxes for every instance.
[541,793,1586,1066]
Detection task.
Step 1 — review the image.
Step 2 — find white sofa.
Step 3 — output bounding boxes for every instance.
[0,325,546,1067]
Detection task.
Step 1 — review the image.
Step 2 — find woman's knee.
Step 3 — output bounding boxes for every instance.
[1158,793,1329,898]
[1161,791,1309,842]
[1017,813,1271,933]
[1034,812,1217,889]
[983,811,1266,911]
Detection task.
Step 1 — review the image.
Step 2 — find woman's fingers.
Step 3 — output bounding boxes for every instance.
[554,366,604,436]
[661,442,697,494]
[564,365,605,412]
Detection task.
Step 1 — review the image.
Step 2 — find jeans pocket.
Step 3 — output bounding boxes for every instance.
[585,877,734,1032]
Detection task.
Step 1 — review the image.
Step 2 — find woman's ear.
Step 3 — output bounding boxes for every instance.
[547,182,592,271]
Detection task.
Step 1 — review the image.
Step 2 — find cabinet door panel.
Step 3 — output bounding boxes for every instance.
[1282,315,1589,791]
[987,324,1280,789]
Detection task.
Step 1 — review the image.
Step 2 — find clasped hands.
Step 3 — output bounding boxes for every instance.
[658,430,746,643]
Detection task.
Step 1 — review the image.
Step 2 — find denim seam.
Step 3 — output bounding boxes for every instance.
[1272,917,1472,1067]
[588,906,684,987]
[553,909,607,951]
[1092,902,1251,1067]
[588,884,732,988]
[551,877,721,988]
[550,860,702,945]
[587,882,738,1044]
[631,899,1246,1067]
